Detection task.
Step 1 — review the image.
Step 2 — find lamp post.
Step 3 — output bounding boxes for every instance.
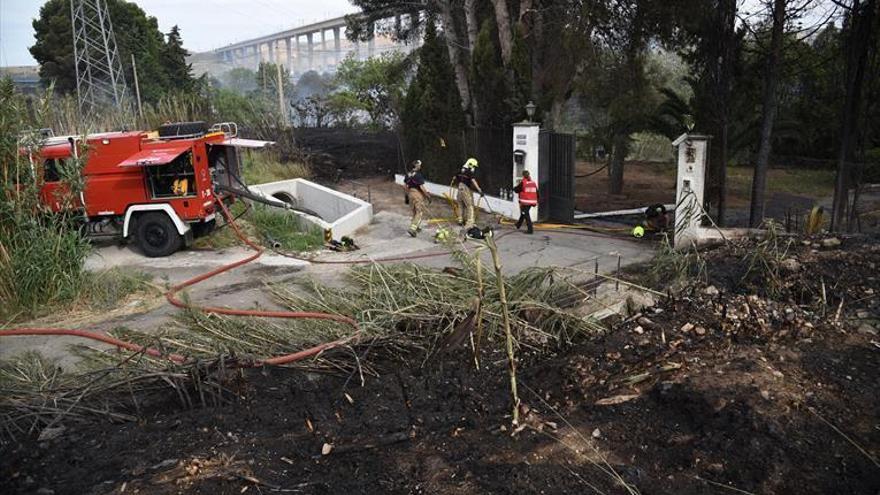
[525,101,536,122]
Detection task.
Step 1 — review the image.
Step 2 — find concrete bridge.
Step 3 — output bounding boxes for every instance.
[189,15,417,78]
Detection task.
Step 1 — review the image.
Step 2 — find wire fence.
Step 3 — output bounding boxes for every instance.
[286,126,515,192]
[404,126,514,194]
[291,127,402,180]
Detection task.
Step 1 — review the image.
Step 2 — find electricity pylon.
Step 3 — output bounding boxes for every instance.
[70,0,128,116]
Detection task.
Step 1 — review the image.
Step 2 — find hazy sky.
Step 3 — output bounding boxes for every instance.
[0,0,357,66]
[0,0,839,68]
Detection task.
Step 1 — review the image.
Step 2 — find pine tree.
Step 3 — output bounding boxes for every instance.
[162,25,194,92]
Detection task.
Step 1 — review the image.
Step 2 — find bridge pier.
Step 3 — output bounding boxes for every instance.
[321,30,328,72]
[204,15,416,77]
[333,27,341,68]
[295,36,303,75]
[307,33,314,73]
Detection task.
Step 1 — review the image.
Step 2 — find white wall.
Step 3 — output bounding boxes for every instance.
[395,174,520,219]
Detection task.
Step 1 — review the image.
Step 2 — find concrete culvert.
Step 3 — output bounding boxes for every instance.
[272,192,296,205]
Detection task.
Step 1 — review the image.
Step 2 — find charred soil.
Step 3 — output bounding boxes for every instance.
[2,238,880,494]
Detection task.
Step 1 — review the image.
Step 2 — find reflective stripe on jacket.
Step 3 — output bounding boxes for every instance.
[518,178,538,205]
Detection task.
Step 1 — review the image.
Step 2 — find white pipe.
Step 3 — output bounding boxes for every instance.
[574,204,674,220]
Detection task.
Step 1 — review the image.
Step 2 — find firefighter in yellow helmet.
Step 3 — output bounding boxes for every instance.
[452,158,484,229]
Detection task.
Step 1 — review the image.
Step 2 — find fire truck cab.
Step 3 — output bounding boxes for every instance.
[34,122,270,257]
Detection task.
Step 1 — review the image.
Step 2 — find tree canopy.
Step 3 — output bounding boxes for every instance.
[30,0,197,102]
[343,0,878,229]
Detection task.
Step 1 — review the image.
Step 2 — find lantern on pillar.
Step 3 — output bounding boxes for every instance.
[525,101,536,122]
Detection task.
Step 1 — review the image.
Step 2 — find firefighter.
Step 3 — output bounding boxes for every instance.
[513,170,537,234]
[172,177,189,196]
[644,203,670,232]
[452,158,484,229]
[631,204,668,238]
[404,160,430,237]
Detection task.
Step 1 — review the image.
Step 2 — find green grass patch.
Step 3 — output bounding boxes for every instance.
[248,204,324,252]
[78,268,153,312]
[241,151,310,185]
[193,201,323,253]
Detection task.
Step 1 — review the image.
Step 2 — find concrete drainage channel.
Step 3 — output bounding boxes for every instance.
[249,179,373,241]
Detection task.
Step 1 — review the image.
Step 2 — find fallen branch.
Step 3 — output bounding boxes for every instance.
[808,406,880,469]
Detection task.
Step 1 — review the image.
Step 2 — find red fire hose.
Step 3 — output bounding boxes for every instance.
[0,328,189,364]
[0,197,619,366]
[0,198,360,367]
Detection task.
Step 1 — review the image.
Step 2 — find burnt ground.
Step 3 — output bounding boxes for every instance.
[573,161,843,232]
[2,238,880,495]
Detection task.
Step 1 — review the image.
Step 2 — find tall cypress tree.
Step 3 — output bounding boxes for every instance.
[470,20,513,127]
[402,18,464,179]
[162,25,194,92]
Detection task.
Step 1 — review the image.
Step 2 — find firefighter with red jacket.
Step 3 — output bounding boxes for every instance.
[514,170,537,234]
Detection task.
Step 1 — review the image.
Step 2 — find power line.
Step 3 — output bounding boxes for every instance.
[71,0,129,115]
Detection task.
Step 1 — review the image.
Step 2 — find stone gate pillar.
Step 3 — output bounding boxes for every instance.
[672,133,710,247]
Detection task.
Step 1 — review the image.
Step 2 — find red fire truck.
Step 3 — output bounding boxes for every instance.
[30,122,271,257]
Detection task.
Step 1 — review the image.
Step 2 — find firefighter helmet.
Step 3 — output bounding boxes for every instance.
[632,225,645,238]
[464,157,478,169]
[434,227,453,243]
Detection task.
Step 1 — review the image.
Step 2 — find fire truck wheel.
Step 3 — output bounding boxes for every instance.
[135,212,183,257]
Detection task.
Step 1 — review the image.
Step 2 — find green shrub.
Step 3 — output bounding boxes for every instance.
[0,79,93,321]
[0,207,91,320]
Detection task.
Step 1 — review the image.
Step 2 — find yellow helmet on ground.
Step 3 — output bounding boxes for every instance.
[464,157,479,169]
[632,225,645,238]
[435,227,454,243]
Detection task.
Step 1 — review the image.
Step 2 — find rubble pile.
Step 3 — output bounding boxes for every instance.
[526,235,880,493]
[560,236,880,403]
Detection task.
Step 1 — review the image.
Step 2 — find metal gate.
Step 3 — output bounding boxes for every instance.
[539,130,576,223]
